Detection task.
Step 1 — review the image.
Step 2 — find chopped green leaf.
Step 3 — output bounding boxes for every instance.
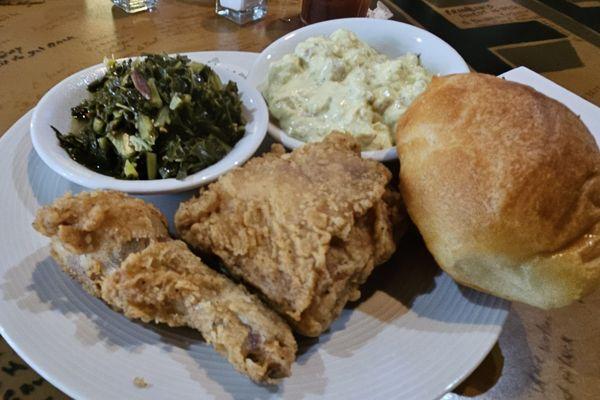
[108,132,135,158]
[169,93,183,110]
[92,117,105,133]
[146,152,157,180]
[124,159,139,179]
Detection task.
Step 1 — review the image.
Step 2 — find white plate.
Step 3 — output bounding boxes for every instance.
[0,52,511,400]
[30,54,268,194]
[247,18,470,162]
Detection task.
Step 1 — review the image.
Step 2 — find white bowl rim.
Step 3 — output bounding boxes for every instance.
[31,58,268,194]
[249,18,470,162]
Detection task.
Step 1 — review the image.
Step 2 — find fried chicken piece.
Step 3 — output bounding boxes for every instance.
[32,191,170,296]
[103,241,296,383]
[33,191,297,384]
[175,133,402,337]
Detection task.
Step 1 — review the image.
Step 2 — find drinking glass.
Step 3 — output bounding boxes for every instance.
[216,0,268,25]
[112,0,158,13]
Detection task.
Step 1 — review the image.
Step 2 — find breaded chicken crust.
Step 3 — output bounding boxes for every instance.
[103,240,296,382]
[32,190,169,296]
[33,191,297,383]
[176,133,402,336]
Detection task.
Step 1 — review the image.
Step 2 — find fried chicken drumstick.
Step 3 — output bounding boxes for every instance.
[33,191,296,383]
[175,133,402,337]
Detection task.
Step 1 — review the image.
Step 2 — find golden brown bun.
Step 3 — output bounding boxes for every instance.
[396,73,600,309]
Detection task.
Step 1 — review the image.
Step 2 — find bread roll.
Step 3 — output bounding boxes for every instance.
[396,73,600,309]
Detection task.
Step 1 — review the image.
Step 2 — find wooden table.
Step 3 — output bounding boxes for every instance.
[0,1,598,399]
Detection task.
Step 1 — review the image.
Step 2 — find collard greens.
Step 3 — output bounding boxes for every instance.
[54,54,246,180]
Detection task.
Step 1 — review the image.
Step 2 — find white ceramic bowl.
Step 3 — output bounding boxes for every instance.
[248,18,470,161]
[31,60,268,194]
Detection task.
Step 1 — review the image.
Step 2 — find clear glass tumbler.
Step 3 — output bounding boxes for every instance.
[112,0,158,13]
[216,0,267,25]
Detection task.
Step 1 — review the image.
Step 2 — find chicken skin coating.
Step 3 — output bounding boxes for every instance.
[176,133,402,336]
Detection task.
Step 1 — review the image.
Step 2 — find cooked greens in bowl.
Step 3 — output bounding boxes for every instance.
[53,54,246,180]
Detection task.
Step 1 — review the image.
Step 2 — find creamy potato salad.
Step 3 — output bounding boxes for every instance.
[263,29,432,151]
